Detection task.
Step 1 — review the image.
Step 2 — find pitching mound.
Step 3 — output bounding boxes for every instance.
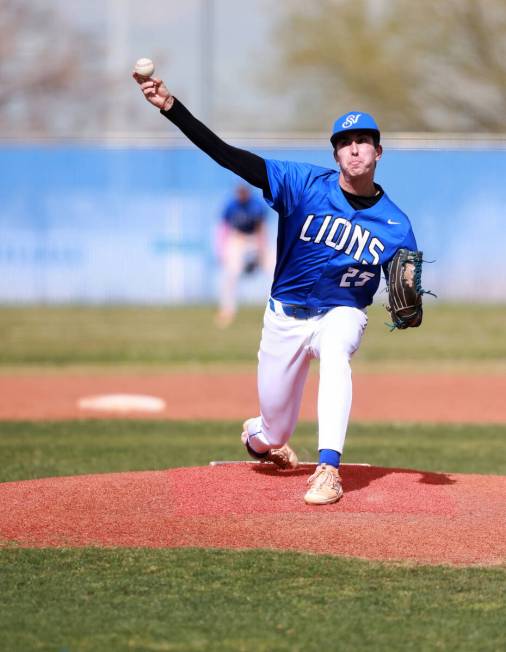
[1,464,505,566]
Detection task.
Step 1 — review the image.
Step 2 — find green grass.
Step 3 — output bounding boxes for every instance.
[1,420,505,484]
[1,548,505,652]
[0,305,261,367]
[0,303,505,370]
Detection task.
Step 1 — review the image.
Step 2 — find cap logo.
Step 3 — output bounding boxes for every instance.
[342,113,362,128]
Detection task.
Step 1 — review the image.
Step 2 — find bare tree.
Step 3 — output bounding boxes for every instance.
[269,0,506,132]
[0,0,108,135]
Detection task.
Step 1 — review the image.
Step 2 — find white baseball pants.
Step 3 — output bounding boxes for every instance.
[247,301,368,455]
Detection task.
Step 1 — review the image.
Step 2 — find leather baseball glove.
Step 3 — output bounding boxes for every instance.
[386,248,424,330]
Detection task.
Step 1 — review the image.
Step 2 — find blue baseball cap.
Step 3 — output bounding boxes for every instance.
[330,111,380,147]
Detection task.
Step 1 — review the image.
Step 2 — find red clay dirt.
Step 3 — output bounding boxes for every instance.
[0,372,505,422]
[1,463,505,566]
[1,371,504,565]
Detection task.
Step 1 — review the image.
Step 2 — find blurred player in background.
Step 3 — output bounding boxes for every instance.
[215,184,272,328]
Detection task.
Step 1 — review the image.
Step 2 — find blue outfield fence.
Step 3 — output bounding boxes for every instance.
[0,142,505,303]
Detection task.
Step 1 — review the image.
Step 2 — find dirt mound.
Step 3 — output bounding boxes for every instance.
[1,464,505,565]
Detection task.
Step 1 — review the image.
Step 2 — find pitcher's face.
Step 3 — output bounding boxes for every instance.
[333,131,382,180]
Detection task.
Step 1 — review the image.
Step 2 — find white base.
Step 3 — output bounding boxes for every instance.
[78,393,166,414]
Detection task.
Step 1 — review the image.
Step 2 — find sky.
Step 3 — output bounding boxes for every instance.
[51,0,287,134]
[11,0,504,138]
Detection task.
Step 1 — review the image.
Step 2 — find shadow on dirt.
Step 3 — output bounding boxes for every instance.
[252,463,456,494]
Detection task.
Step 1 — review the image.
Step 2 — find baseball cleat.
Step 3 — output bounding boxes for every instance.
[304,463,343,505]
[264,443,299,469]
[241,420,298,470]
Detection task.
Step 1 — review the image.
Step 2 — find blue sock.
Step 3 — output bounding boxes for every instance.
[319,449,341,468]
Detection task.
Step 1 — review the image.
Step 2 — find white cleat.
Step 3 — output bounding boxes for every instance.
[304,464,343,505]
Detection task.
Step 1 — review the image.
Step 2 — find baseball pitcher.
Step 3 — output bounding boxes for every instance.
[133,71,425,505]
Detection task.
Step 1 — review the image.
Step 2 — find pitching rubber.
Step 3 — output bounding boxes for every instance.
[209,460,371,467]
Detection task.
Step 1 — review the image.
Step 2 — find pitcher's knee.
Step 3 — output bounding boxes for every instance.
[261,417,294,448]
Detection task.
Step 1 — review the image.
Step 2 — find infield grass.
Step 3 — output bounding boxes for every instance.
[1,303,505,371]
[1,548,505,652]
[1,419,505,483]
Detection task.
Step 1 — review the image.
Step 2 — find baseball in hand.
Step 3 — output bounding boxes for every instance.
[134,58,155,77]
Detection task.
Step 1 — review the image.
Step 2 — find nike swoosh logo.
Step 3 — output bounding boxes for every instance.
[387,219,401,225]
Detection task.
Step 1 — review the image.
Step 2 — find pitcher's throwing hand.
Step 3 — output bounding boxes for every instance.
[133,72,174,111]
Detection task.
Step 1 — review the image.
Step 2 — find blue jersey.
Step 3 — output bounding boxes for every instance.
[223,196,266,235]
[264,160,417,310]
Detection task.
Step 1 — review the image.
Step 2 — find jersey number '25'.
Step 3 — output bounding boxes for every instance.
[339,267,376,287]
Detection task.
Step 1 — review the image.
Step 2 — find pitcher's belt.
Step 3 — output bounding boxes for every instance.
[268,297,331,320]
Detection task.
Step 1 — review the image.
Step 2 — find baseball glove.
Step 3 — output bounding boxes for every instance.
[242,252,260,275]
[386,248,424,330]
